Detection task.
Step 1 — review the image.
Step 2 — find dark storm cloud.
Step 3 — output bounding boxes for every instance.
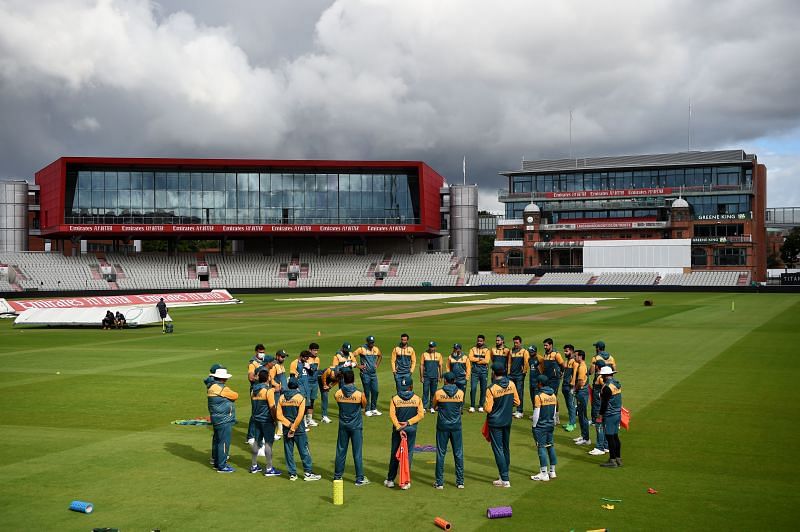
[0,0,798,211]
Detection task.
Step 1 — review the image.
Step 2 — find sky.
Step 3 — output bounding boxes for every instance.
[0,0,798,213]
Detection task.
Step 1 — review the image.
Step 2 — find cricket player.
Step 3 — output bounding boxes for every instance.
[249,367,282,477]
[468,335,491,412]
[304,343,321,426]
[508,336,529,419]
[333,370,369,485]
[484,363,520,488]
[276,376,321,481]
[491,334,511,374]
[590,341,617,373]
[588,359,609,456]
[391,333,416,393]
[246,343,268,442]
[384,376,425,490]
[571,350,592,447]
[530,374,558,481]
[527,344,542,416]
[289,350,316,431]
[432,372,465,489]
[207,367,238,473]
[318,363,341,424]
[540,338,565,422]
[269,349,289,440]
[420,341,443,413]
[561,344,577,432]
[448,343,470,394]
[353,336,382,416]
[597,366,623,468]
[333,342,358,367]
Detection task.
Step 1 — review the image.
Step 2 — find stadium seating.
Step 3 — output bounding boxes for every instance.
[593,272,659,286]
[467,274,536,286]
[536,272,594,285]
[658,271,747,286]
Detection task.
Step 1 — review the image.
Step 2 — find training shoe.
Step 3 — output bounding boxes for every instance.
[468,407,475,413]
[478,407,484,413]
[274,434,282,441]
[564,424,575,432]
[217,465,235,474]
[615,458,623,467]
[263,467,282,477]
[383,479,395,488]
[289,474,298,481]
[457,484,465,489]
[549,471,557,479]
[308,419,319,427]
[580,439,593,446]
[401,482,411,490]
[304,472,322,481]
[433,483,444,490]
[246,437,255,445]
[588,448,606,456]
[321,416,332,424]
[355,477,370,486]
[249,465,263,474]
[530,472,549,481]
[366,410,374,417]
[605,449,610,453]
[572,436,584,443]
[600,459,618,468]
[492,479,510,487]
[430,408,436,414]
[373,409,382,416]
[513,412,523,419]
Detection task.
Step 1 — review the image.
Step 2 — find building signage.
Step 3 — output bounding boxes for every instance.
[544,187,673,199]
[691,237,728,244]
[49,224,426,235]
[0,290,235,312]
[695,213,750,221]
[781,273,800,285]
[539,221,668,231]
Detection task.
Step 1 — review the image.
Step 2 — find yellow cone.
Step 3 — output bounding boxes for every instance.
[333,479,344,505]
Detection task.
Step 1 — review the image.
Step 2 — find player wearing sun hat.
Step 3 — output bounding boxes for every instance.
[353,335,383,416]
[597,365,623,468]
[207,367,238,473]
[420,341,443,413]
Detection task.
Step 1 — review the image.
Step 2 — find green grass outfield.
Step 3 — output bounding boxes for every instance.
[1,291,798,531]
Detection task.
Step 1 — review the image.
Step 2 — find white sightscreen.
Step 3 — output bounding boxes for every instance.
[583,239,690,274]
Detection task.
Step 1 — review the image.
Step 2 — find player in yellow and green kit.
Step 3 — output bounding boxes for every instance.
[448,343,470,395]
[391,333,416,393]
[509,336,529,419]
[468,335,491,412]
[384,376,425,490]
[333,370,369,485]
[597,365,623,467]
[571,350,592,448]
[530,374,558,481]
[353,336,382,416]
[433,372,465,489]
[484,363,520,487]
[420,341,443,413]
[561,344,577,432]
[491,334,510,374]
[249,366,282,477]
[207,367,238,473]
[276,376,321,481]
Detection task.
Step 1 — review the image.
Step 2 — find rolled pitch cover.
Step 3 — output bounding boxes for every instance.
[69,500,94,513]
[333,479,344,505]
[434,517,452,530]
[487,506,512,519]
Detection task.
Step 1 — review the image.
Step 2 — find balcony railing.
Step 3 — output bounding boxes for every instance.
[498,183,753,202]
[63,215,421,225]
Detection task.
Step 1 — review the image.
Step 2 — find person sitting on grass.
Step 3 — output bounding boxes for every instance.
[114,311,126,329]
[102,310,115,330]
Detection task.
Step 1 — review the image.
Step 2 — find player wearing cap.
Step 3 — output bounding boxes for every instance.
[249,366,282,477]
[468,335,491,412]
[420,341,443,413]
[508,336,529,419]
[276,376,321,481]
[561,344,577,432]
[448,344,470,394]
[246,343,267,442]
[571,350,592,447]
[304,343,321,426]
[588,359,609,456]
[384,376,425,490]
[432,372,465,489]
[353,336,383,416]
[318,363,341,424]
[597,366,623,467]
[207,367,238,473]
[540,338,565,423]
[590,341,617,374]
[333,369,369,485]
[333,342,358,367]
[491,335,511,374]
[530,374,558,481]
[290,350,316,431]
[484,363,520,488]
[527,344,543,418]
[391,333,416,393]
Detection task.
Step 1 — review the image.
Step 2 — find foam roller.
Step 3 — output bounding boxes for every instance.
[333,479,344,505]
[434,517,452,530]
[69,500,93,514]
[487,506,512,519]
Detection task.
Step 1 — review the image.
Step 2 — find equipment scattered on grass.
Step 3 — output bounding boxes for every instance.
[601,504,615,510]
[601,497,622,502]
[414,444,436,452]
[487,506,512,519]
[69,500,93,513]
[333,479,344,505]
[171,417,211,425]
[647,487,658,494]
[434,517,452,530]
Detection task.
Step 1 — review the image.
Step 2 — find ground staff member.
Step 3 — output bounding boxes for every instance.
[571,350,592,447]
[432,372,465,489]
[384,376,424,490]
[420,341,443,412]
[597,366,623,468]
[561,344,577,432]
[333,370,370,485]
[391,333,416,393]
[530,374,558,482]
[468,335,491,412]
[448,343,470,394]
[509,336,529,419]
[207,367,238,473]
[249,367,282,477]
[588,359,609,456]
[276,376,321,481]
[353,336,382,416]
[484,363,520,488]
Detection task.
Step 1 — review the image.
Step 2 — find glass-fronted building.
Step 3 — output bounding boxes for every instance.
[493,150,767,281]
[33,158,446,254]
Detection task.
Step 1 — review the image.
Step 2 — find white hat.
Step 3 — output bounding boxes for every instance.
[598,366,615,376]
[212,368,233,379]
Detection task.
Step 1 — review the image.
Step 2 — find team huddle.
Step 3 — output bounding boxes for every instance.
[204,333,624,488]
